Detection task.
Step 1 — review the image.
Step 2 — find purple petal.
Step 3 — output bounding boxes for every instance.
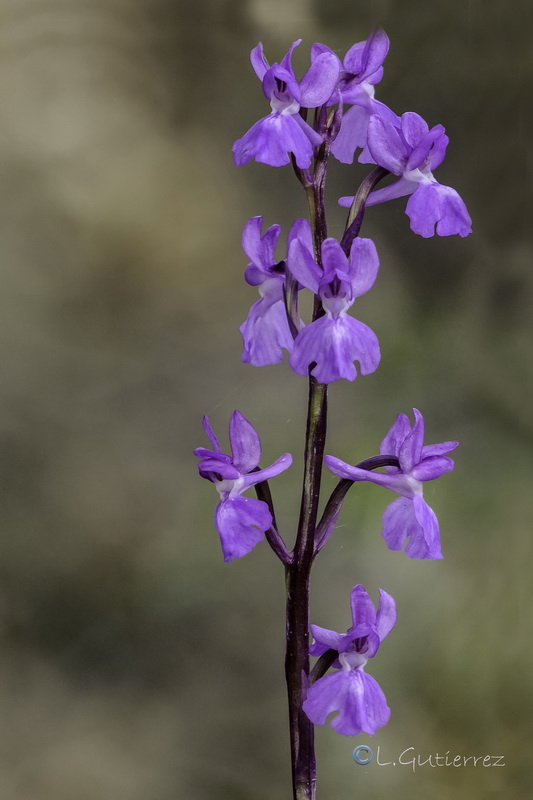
[280,39,302,73]
[241,453,292,489]
[411,495,442,559]
[343,40,366,74]
[240,297,294,367]
[244,264,267,287]
[202,415,221,452]
[375,589,396,642]
[428,132,449,170]
[250,42,269,81]
[360,28,390,79]
[348,237,380,299]
[400,111,429,149]
[350,585,376,628]
[214,496,269,561]
[233,113,316,169]
[411,455,455,481]
[406,182,472,238]
[324,456,412,495]
[310,624,345,656]
[303,669,390,736]
[367,115,409,174]
[379,412,411,460]
[299,51,340,107]
[366,65,384,85]
[289,314,380,384]
[229,411,261,473]
[262,64,301,104]
[330,104,369,164]
[422,440,459,458]
[197,459,240,481]
[311,42,340,65]
[287,237,321,293]
[406,124,446,171]
[292,112,324,148]
[287,217,313,254]
[355,672,391,734]
[398,408,424,473]
[242,216,281,271]
[361,176,416,207]
[321,238,349,278]
[382,496,442,559]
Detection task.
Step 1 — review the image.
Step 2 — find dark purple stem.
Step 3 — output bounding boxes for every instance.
[286,126,330,800]
[314,455,400,554]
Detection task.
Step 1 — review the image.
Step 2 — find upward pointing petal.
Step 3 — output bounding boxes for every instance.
[348,237,380,299]
[350,585,376,628]
[242,216,280,269]
[229,411,261,473]
[202,416,221,452]
[375,589,396,641]
[280,39,302,74]
[287,217,313,255]
[380,412,411,458]
[360,28,390,79]
[287,237,321,293]
[321,238,349,278]
[367,115,410,175]
[250,42,269,81]
[398,408,424,472]
[299,51,340,107]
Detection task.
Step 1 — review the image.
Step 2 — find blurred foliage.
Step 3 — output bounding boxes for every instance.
[0,0,531,797]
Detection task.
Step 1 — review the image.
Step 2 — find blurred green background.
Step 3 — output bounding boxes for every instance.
[0,0,531,798]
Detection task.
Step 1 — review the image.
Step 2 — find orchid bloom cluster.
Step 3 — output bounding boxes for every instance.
[196,29,467,793]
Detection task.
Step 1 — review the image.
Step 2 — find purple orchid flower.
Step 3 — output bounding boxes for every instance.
[303,584,396,736]
[287,234,381,383]
[339,111,472,237]
[240,216,312,366]
[232,40,339,169]
[325,409,458,559]
[311,28,397,165]
[194,412,292,562]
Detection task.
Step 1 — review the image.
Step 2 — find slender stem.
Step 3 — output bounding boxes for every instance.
[286,378,327,800]
[285,132,330,800]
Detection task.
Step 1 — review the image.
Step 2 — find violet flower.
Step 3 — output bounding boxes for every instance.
[240,216,312,366]
[303,585,396,736]
[195,412,292,561]
[325,409,458,559]
[312,28,398,165]
[287,234,380,383]
[339,111,472,237]
[233,40,339,169]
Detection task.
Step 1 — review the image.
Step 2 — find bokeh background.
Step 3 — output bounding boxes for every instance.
[0,0,532,797]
